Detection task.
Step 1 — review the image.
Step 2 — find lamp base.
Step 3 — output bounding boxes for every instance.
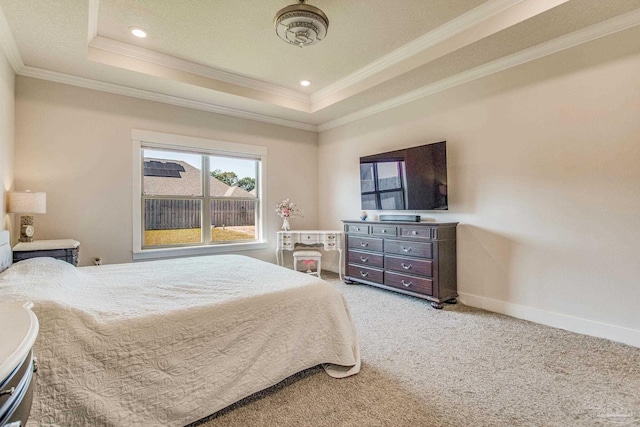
[19,215,35,243]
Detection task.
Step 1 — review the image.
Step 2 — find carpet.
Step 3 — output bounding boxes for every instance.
[191,272,640,427]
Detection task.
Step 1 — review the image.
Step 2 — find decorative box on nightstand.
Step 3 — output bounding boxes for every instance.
[13,239,80,266]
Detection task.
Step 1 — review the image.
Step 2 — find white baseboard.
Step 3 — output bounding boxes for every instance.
[458,292,640,349]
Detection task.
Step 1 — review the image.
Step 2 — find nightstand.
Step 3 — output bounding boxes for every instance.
[0,302,39,427]
[13,239,80,266]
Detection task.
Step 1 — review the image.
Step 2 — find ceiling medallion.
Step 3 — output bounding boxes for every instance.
[274,0,329,48]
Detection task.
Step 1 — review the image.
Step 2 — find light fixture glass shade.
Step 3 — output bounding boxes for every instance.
[7,191,47,214]
[274,0,329,48]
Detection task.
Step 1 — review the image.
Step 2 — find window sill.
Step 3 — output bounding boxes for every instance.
[133,241,268,261]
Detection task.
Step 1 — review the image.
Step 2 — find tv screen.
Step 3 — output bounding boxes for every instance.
[360,141,448,211]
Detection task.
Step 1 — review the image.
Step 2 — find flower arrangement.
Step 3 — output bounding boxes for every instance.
[275,198,302,218]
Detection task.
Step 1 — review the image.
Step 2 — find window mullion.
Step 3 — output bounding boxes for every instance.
[202,156,212,243]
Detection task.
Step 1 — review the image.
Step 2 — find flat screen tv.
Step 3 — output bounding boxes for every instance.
[360,141,448,211]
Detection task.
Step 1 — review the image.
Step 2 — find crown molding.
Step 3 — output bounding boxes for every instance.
[310,0,526,106]
[318,8,640,132]
[0,4,24,73]
[89,36,311,106]
[17,66,318,132]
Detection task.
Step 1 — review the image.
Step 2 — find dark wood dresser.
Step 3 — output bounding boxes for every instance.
[343,220,458,308]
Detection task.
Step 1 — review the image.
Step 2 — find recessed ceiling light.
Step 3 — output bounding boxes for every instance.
[130,27,147,38]
[300,80,311,87]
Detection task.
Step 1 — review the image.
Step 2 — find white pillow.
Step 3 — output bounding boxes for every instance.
[1,257,79,281]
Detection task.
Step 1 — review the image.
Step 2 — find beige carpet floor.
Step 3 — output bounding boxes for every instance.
[190,272,640,427]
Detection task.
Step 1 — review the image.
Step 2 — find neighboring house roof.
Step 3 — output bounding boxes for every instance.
[143,159,254,198]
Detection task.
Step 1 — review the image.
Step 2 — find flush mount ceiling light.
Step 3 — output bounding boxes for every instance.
[300,80,311,87]
[274,0,329,48]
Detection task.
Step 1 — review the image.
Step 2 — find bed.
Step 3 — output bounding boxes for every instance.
[0,231,360,426]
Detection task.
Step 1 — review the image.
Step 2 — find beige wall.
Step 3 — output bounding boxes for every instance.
[0,51,14,231]
[318,29,640,344]
[14,77,318,266]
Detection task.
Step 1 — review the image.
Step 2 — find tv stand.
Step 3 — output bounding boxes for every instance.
[342,220,458,308]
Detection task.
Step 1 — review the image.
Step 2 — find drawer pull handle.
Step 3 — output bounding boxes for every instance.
[360,271,369,277]
[401,246,412,252]
[355,227,360,231]
[360,256,369,262]
[360,242,368,247]
[401,280,413,287]
[382,229,387,233]
[401,263,412,270]
[0,386,15,397]
[412,231,417,235]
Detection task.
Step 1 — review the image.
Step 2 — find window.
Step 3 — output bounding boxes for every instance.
[132,130,267,260]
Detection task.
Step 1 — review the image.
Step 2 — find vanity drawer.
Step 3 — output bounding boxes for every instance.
[280,241,294,250]
[345,224,370,235]
[371,225,397,237]
[348,236,383,252]
[399,226,432,239]
[349,250,384,268]
[299,233,319,244]
[385,255,433,277]
[348,264,383,284]
[385,271,433,295]
[384,239,432,258]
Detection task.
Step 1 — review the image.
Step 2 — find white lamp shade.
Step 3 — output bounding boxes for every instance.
[7,191,46,214]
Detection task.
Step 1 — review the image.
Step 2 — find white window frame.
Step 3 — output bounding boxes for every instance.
[132,129,267,261]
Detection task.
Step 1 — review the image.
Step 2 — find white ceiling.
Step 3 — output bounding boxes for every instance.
[1,0,640,131]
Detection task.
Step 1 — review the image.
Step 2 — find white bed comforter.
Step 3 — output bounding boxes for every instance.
[0,255,360,426]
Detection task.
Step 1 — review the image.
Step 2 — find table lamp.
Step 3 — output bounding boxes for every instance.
[7,190,46,242]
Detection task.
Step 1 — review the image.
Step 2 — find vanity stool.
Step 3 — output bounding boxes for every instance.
[293,250,322,278]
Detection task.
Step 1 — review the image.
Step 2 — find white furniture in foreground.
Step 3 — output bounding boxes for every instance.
[293,250,322,278]
[276,230,343,279]
[0,301,39,427]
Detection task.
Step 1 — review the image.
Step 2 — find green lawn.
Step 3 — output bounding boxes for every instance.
[145,226,255,246]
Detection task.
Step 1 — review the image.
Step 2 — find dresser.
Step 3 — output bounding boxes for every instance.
[13,239,80,266]
[0,302,39,427]
[343,220,458,309]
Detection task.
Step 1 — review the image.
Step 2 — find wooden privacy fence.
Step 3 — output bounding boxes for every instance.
[145,199,255,230]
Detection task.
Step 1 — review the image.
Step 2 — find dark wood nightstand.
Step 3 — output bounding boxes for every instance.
[13,239,80,266]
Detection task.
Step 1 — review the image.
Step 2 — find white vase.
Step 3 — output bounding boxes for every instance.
[281,218,290,231]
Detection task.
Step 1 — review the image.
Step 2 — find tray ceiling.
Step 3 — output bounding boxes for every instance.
[1,0,640,131]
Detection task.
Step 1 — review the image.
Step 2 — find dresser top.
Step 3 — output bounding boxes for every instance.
[342,220,458,226]
[0,301,39,380]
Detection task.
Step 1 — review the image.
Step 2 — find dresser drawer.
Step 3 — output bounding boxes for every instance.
[385,255,433,277]
[345,224,370,235]
[399,226,432,239]
[349,250,384,268]
[0,351,35,426]
[371,225,397,237]
[385,271,433,295]
[384,239,432,258]
[348,236,383,252]
[348,264,383,284]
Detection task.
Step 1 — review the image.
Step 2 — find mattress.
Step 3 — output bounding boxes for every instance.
[0,254,360,426]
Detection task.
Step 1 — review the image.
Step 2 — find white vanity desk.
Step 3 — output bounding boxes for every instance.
[276,230,343,279]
